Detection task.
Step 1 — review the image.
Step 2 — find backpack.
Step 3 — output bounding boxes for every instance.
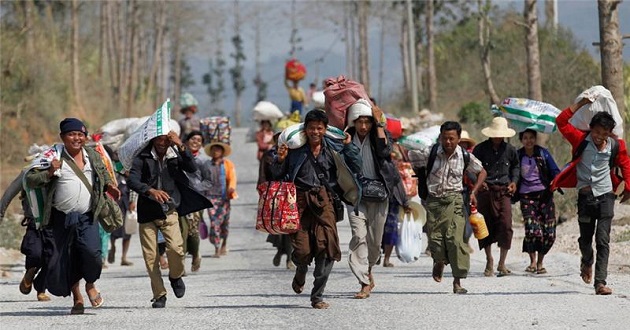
[571,134,619,168]
[572,134,620,180]
[415,144,470,200]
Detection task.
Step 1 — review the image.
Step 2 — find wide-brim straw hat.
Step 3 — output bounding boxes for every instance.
[399,200,427,227]
[460,130,476,146]
[481,117,516,138]
[204,141,232,157]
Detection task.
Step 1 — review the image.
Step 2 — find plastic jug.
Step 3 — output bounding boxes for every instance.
[469,205,489,240]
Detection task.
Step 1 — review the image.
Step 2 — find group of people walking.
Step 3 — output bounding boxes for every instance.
[2,92,629,312]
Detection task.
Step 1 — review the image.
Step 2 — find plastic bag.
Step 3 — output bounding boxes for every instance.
[124,211,138,235]
[395,212,423,263]
[570,85,624,137]
[398,125,440,151]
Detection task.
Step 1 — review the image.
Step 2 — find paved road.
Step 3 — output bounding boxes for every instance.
[1,128,629,329]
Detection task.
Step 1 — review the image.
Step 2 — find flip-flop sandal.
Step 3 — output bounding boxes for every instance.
[311,301,330,309]
[525,266,537,273]
[497,268,512,277]
[354,290,370,299]
[536,267,547,274]
[88,292,104,308]
[453,287,468,294]
[70,302,85,315]
[483,268,494,277]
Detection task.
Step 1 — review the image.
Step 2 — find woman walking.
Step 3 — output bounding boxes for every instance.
[514,129,560,274]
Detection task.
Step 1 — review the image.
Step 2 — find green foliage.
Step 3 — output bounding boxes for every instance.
[253,74,268,103]
[458,101,493,125]
[229,34,246,96]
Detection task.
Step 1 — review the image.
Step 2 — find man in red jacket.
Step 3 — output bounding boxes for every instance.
[551,97,630,295]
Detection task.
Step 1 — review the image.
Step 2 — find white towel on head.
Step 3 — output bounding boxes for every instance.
[347,99,373,127]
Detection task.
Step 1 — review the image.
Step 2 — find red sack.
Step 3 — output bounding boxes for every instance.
[285,59,306,82]
[323,75,372,130]
[386,115,403,140]
[256,181,301,234]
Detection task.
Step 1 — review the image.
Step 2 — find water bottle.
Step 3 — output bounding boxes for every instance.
[469,205,489,240]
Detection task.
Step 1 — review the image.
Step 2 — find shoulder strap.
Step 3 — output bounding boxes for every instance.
[610,138,619,168]
[307,150,337,196]
[61,151,93,193]
[571,134,590,162]
[426,143,440,175]
[462,148,470,170]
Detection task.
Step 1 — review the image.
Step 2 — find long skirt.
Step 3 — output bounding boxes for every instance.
[207,196,231,248]
[520,191,556,255]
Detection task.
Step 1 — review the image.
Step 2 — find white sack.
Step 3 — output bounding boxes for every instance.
[278,123,346,150]
[253,101,284,121]
[571,85,624,137]
[312,91,325,108]
[118,99,173,170]
[398,125,441,151]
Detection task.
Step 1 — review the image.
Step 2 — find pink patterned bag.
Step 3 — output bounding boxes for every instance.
[323,75,372,130]
[256,181,300,234]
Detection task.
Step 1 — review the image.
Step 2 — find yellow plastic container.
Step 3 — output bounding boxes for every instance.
[469,206,489,240]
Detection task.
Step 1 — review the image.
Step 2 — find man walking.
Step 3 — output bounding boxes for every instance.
[25,118,119,314]
[346,99,402,299]
[410,121,486,293]
[473,117,520,277]
[127,131,212,308]
[551,97,630,295]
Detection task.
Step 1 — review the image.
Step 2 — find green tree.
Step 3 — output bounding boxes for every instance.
[230,33,246,127]
[458,101,493,125]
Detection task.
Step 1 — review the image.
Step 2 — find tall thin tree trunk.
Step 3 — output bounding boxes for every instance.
[525,0,543,101]
[173,25,182,110]
[478,0,502,106]
[349,1,356,79]
[70,0,85,117]
[344,4,353,78]
[598,0,626,133]
[426,0,437,112]
[357,0,370,93]
[98,1,105,78]
[544,0,557,31]
[125,0,139,117]
[400,16,410,97]
[145,0,166,103]
[24,0,35,54]
[377,12,386,104]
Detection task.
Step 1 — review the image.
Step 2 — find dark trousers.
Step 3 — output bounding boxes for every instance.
[296,255,334,304]
[21,219,52,292]
[577,191,614,287]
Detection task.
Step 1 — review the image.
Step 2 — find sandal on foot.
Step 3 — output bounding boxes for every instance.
[191,257,201,272]
[483,268,494,277]
[88,291,104,308]
[383,261,394,268]
[536,267,547,274]
[525,266,537,273]
[453,286,468,294]
[70,302,85,315]
[432,262,445,283]
[37,292,51,301]
[497,267,512,277]
[291,278,304,294]
[354,287,371,299]
[311,301,330,309]
[121,259,134,266]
